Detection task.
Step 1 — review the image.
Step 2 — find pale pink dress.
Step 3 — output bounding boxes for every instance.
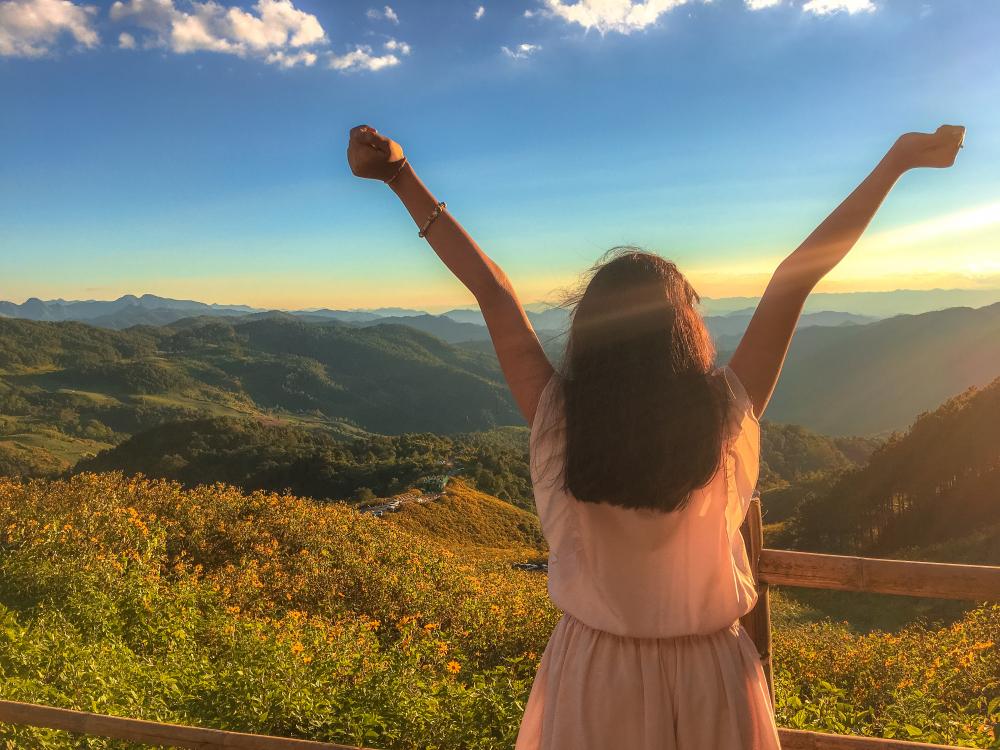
[516,367,780,750]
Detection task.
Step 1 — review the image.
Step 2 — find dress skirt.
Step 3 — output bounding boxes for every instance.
[515,613,781,750]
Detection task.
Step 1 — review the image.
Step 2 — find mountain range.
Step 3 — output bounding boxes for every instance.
[5,287,1000,337]
[7,290,1000,436]
[722,303,1000,436]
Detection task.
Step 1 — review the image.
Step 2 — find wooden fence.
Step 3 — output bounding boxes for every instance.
[2,497,997,749]
[737,496,1000,749]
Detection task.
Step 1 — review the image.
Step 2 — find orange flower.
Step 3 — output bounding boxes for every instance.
[446,660,461,674]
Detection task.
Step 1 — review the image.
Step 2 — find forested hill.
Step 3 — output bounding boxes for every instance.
[791,374,1000,556]
[0,316,522,473]
[720,302,1000,436]
[76,419,535,509]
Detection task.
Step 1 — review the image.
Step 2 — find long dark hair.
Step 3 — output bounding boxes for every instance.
[560,248,731,513]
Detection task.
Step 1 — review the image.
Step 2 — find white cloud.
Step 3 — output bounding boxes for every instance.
[474,5,484,19]
[366,5,398,24]
[329,43,399,71]
[110,0,327,65]
[501,42,539,58]
[383,37,409,54]
[266,48,314,66]
[539,0,691,34]
[0,0,99,57]
[745,0,782,8]
[802,0,874,14]
[118,30,136,46]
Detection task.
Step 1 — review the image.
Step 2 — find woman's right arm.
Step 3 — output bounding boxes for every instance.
[728,125,965,419]
[347,126,554,426]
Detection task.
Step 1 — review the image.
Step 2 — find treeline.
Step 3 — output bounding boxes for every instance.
[759,420,878,490]
[790,375,1000,555]
[74,413,865,517]
[76,418,535,509]
[757,421,880,527]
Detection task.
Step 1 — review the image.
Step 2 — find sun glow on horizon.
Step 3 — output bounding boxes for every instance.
[682,201,1000,299]
[868,201,1000,251]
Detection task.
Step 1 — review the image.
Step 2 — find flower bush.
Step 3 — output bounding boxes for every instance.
[0,473,550,749]
[1,473,1000,748]
[774,605,1000,747]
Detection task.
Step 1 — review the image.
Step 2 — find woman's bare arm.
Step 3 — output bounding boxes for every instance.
[728,125,965,418]
[347,126,554,426]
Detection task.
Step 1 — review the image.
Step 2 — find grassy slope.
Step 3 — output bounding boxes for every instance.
[390,481,546,557]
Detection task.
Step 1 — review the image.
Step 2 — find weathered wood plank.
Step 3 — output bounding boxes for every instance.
[1,700,977,749]
[760,549,1000,602]
[778,728,970,749]
[0,701,367,750]
[739,495,775,706]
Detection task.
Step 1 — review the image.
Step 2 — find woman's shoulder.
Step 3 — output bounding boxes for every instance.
[716,366,755,422]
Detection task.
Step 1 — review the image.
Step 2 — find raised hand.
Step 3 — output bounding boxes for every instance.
[347,125,405,181]
[889,125,966,171]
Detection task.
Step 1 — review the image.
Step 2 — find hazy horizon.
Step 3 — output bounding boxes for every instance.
[7,286,1000,320]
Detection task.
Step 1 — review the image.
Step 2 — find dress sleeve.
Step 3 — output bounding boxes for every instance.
[722,366,761,536]
[528,373,570,536]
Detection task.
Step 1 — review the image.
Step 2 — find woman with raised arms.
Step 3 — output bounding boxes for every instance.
[347,123,965,750]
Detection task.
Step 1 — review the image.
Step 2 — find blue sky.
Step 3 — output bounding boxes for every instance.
[2,0,999,310]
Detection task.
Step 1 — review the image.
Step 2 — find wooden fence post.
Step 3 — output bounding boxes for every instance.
[739,494,775,707]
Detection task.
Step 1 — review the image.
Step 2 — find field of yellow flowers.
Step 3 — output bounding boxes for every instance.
[1,473,999,748]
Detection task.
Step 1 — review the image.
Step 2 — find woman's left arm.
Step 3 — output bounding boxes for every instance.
[728,125,965,419]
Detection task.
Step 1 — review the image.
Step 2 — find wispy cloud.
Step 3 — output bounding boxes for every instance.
[745,0,783,9]
[330,37,408,72]
[366,5,398,24]
[474,5,484,19]
[109,0,327,66]
[502,42,539,58]
[802,0,874,15]
[266,48,315,66]
[117,30,136,47]
[0,0,99,57]
[868,202,1000,251]
[383,37,409,54]
[537,0,691,34]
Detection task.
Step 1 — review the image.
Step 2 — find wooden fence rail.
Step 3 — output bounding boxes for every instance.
[776,729,964,750]
[0,700,964,750]
[0,700,365,750]
[759,549,1000,601]
[2,496,995,750]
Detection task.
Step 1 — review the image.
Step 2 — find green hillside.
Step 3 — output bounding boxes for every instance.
[0,316,523,475]
[758,421,880,531]
[792,374,1000,556]
[390,481,546,555]
[721,303,1000,436]
[75,417,535,509]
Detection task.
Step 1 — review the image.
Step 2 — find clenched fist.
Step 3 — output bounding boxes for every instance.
[889,125,966,171]
[347,125,406,181]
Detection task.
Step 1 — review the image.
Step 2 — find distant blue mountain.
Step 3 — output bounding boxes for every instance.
[0,294,262,325]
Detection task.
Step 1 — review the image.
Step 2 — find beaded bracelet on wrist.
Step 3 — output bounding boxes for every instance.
[419,202,447,238]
